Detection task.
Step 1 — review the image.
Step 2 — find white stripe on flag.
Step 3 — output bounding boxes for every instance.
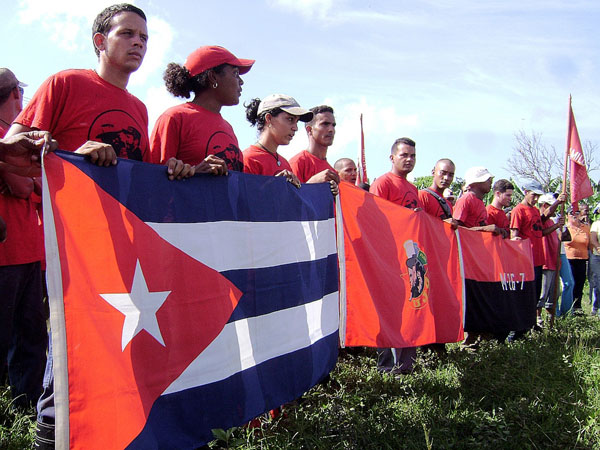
[147,218,336,271]
[163,292,339,395]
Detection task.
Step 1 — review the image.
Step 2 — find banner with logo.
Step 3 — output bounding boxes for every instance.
[338,182,464,348]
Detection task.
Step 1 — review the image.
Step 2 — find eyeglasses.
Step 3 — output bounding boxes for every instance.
[16,85,24,95]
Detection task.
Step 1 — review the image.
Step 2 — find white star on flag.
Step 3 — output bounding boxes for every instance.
[100,260,171,351]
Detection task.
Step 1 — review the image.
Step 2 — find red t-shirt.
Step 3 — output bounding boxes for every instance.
[418,189,453,219]
[541,217,559,270]
[452,191,488,228]
[510,203,544,266]
[486,204,509,230]
[0,127,43,266]
[16,69,149,158]
[369,172,421,209]
[150,102,243,171]
[289,150,335,183]
[243,145,292,176]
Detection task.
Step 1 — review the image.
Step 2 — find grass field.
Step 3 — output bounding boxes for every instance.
[2,307,600,449]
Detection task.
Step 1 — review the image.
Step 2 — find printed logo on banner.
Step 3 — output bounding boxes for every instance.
[403,240,429,309]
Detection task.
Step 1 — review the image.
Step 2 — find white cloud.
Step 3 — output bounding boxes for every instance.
[141,85,179,133]
[17,0,116,51]
[269,0,337,21]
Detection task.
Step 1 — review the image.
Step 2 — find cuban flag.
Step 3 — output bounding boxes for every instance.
[42,151,339,449]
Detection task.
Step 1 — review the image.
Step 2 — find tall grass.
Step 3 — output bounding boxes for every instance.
[2,313,600,449]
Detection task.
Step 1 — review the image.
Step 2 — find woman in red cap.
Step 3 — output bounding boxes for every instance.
[149,46,254,174]
[243,94,314,187]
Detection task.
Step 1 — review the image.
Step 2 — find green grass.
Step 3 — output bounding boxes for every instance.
[3,307,600,450]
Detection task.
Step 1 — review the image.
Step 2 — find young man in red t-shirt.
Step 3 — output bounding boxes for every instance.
[538,193,566,327]
[509,180,564,337]
[369,137,421,375]
[453,167,505,347]
[290,105,340,190]
[419,158,456,221]
[5,5,192,447]
[486,179,513,232]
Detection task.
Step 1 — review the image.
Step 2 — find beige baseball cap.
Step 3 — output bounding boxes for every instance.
[0,68,26,95]
[257,94,313,122]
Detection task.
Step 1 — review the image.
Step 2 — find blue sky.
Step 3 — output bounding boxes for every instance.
[4,0,599,184]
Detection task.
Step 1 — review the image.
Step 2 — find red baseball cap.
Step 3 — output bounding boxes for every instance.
[184,46,254,77]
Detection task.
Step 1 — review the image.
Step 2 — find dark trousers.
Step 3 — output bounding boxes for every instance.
[568,259,587,309]
[0,262,48,407]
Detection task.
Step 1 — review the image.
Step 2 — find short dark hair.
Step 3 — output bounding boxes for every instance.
[391,137,416,154]
[334,158,355,171]
[92,4,146,57]
[493,179,514,193]
[306,105,334,126]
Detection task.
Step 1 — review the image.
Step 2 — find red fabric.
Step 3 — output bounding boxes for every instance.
[16,69,149,159]
[541,218,559,270]
[243,145,291,176]
[510,203,544,266]
[568,104,593,203]
[149,102,243,172]
[289,150,335,183]
[0,126,43,265]
[486,205,509,229]
[418,189,453,220]
[459,227,535,282]
[340,182,464,347]
[44,153,242,449]
[452,191,487,228]
[369,172,421,209]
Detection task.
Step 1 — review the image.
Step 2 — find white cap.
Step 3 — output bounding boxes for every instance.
[464,167,494,187]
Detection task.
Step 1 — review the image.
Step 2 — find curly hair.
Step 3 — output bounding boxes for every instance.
[163,62,228,98]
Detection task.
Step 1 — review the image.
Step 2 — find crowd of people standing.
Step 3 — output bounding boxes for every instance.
[1,3,599,448]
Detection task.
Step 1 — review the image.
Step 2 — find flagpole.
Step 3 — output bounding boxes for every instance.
[554,95,572,321]
[562,95,571,199]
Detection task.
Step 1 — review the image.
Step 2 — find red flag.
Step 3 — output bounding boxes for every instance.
[338,182,464,347]
[568,99,593,203]
[356,114,368,185]
[459,228,536,332]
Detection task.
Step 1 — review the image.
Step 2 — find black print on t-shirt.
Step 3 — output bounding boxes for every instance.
[206,131,243,172]
[88,110,147,161]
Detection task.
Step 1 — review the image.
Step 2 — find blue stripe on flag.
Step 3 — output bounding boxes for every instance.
[55,151,334,223]
[224,254,339,322]
[126,332,338,450]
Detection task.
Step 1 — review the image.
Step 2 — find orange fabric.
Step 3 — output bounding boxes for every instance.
[340,182,463,348]
[565,223,590,259]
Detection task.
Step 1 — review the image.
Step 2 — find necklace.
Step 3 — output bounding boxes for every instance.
[256,142,281,166]
[0,118,10,128]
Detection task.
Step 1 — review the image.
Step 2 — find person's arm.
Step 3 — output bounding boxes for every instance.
[541,193,567,220]
[591,230,600,253]
[306,169,339,195]
[511,228,520,239]
[542,217,565,236]
[0,129,57,177]
[0,172,34,198]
